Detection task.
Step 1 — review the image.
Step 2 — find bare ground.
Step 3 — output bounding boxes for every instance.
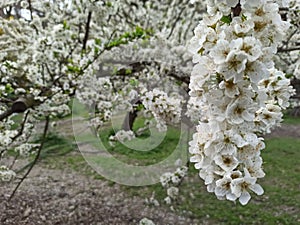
[0,165,202,225]
[264,124,300,139]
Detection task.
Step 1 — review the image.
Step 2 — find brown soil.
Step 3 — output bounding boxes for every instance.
[264,124,300,139]
[0,166,201,225]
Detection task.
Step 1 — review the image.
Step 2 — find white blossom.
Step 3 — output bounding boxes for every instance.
[189,0,293,204]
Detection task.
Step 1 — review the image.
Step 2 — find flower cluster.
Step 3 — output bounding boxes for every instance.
[189,0,294,205]
[276,1,300,79]
[160,166,188,204]
[108,130,136,146]
[142,89,182,132]
[76,75,114,128]
[14,143,40,157]
[186,97,208,122]
[0,165,16,182]
[139,218,156,225]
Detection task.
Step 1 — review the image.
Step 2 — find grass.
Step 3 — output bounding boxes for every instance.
[282,113,300,125]
[67,116,190,185]
[33,132,105,180]
[98,118,185,165]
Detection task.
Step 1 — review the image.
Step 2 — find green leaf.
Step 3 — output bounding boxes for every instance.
[67,65,83,74]
[95,38,102,45]
[220,15,232,24]
[136,104,145,111]
[125,69,132,75]
[63,20,70,29]
[106,1,112,7]
[241,14,247,22]
[94,47,99,54]
[129,79,138,86]
[5,83,14,94]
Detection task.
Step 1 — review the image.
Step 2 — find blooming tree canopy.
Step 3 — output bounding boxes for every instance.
[0,0,203,183]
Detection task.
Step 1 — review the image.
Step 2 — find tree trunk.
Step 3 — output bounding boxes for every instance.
[122,98,141,131]
[122,110,138,131]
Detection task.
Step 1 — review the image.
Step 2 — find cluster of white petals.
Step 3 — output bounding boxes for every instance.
[139,218,156,225]
[14,143,40,156]
[0,165,16,181]
[276,1,300,79]
[160,166,188,204]
[108,130,136,147]
[142,89,183,132]
[76,75,114,128]
[189,0,294,205]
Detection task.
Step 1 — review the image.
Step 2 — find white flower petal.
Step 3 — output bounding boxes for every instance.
[226,192,238,201]
[239,191,251,205]
[250,184,264,195]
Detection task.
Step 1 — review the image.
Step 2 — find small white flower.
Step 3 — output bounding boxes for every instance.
[139,218,156,225]
[226,97,255,124]
[209,39,230,64]
[164,196,172,205]
[231,168,264,205]
[167,186,179,199]
[214,154,239,172]
[0,166,16,182]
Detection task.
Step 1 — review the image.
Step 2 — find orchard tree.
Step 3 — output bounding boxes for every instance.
[0,0,204,194]
[0,0,298,206]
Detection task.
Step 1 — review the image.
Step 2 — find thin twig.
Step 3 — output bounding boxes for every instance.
[114,61,190,85]
[82,11,92,51]
[81,29,117,72]
[11,110,30,142]
[278,47,300,53]
[8,116,50,201]
[9,153,20,170]
[28,0,33,20]
[167,6,186,40]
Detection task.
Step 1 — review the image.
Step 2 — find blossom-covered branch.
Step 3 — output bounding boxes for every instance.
[188,0,294,205]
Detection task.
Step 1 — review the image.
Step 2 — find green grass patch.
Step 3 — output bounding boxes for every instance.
[98,122,184,166]
[282,113,300,125]
[37,133,105,180]
[10,114,23,130]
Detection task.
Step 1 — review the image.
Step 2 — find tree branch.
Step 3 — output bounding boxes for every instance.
[10,110,30,143]
[28,0,33,20]
[232,2,241,17]
[8,116,50,201]
[278,47,300,53]
[0,96,35,122]
[167,6,186,39]
[82,11,92,51]
[115,61,190,85]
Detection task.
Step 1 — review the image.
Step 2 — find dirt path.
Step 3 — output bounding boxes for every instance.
[264,124,300,139]
[0,165,202,225]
